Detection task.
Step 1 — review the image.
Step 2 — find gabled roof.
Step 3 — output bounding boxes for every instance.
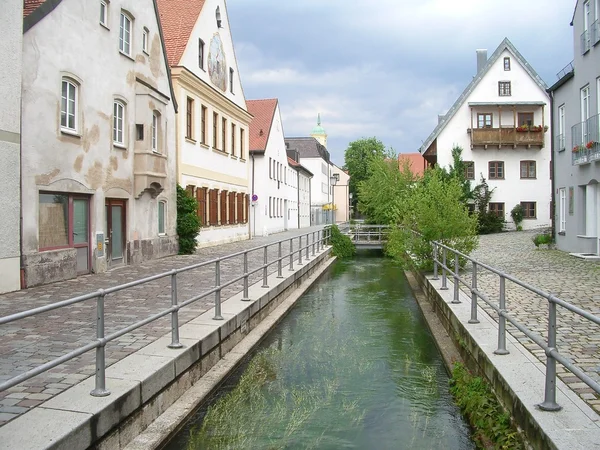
[418,38,549,153]
[399,153,426,177]
[247,99,278,153]
[287,157,314,177]
[157,0,206,66]
[284,137,330,162]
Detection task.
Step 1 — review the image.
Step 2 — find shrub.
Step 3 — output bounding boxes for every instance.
[176,185,201,254]
[510,204,524,230]
[532,233,553,248]
[477,211,505,235]
[329,224,356,258]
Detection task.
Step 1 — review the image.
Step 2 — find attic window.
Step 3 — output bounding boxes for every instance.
[504,57,511,71]
[216,6,222,28]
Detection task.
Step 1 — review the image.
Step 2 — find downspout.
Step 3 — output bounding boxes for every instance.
[548,89,556,240]
[251,154,255,238]
[297,169,300,228]
[309,178,312,226]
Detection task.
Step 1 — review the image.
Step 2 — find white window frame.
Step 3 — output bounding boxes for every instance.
[142,27,149,54]
[584,0,590,31]
[558,104,565,150]
[100,0,108,27]
[61,79,78,132]
[559,188,566,233]
[152,112,159,153]
[582,85,590,142]
[158,200,166,235]
[113,100,125,146]
[119,12,132,56]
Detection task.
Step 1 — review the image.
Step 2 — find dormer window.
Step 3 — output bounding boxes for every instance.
[503,57,511,71]
[216,6,222,28]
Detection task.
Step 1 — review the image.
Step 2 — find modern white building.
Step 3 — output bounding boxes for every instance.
[420,38,552,230]
[158,0,252,248]
[287,151,313,229]
[20,0,178,287]
[0,0,23,293]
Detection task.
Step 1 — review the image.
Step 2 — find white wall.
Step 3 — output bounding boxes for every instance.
[298,171,311,228]
[437,49,551,230]
[332,166,350,223]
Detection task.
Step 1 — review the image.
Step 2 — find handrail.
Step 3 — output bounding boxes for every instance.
[0,227,332,395]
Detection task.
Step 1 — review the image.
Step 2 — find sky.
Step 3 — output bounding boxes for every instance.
[227,0,576,167]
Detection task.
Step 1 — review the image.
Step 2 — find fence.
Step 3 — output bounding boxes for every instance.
[432,240,600,411]
[0,228,332,397]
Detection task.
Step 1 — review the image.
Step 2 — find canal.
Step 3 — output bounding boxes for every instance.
[164,253,474,449]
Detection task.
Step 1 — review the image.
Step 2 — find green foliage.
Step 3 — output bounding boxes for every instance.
[176,185,201,254]
[447,145,473,203]
[450,362,524,450]
[510,204,525,229]
[532,233,553,248]
[472,176,504,234]
[329,225,356,258]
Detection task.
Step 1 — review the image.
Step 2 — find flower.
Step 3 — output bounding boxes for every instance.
[573,145,585,153]
[586,141,595,149]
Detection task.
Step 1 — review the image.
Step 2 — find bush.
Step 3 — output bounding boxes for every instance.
[329,224,356,258]
[176,185,201,254]
[532,233,553,248]
[477,211,505,235]
[510,204,524,230]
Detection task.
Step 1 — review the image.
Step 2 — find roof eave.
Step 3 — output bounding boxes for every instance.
[547,71,575,92]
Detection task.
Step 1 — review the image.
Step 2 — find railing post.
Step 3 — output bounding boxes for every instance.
[432,243,439,280]
[214,260,223,320]
[452,253,461,304]
[318,230,322,251]
[277,241,284,278]
[539,298,562,411]
[168,270,183,348]
[468,262,480,324]
[242,251,250,301]
[441,247,448,290]
[262,246,269,288]
[90,290,110,397]
[289,239,294,271]
[305,233,310,260]
[312,231,316,256]
[494,275,509,355]
[298,236,303,265]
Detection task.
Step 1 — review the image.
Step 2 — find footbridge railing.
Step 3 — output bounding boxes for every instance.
[340,224,390,248]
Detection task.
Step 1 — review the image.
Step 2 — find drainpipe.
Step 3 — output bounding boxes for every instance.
[548,89,556,239]
[297,169,300,229]
[251,154,255,238]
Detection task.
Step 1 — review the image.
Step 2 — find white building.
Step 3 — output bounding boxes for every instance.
[21,0,178,287]
[331,164,350,223]
[287,151,313,229]
[158,0,252,248]
[420,38,552,230]
[0,0,23,293]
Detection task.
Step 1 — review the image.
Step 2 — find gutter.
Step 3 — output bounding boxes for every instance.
[548,90,556,239]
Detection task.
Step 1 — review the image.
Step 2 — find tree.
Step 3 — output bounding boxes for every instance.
[177,185,201,254]
[446,145,473,204]
[472,176,504,234]
[343,137,389,209]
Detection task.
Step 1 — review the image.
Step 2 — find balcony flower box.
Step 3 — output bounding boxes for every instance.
[585,140,598,149]
[573,145,585,153]
[516,124,547,132]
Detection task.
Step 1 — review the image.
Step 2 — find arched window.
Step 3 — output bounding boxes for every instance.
[152,111,160,152]
[119,11,133,56]
[61,78,79,132]
[113,100,126,146]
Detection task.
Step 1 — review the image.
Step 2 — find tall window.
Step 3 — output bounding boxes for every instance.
[222,117,227,152]
[158,201,166,235]
[142,28,149,54]
[498,81,511,96]
[201,105,207,144]
[196,187,207,226]
[231,123,236,156]
[100,1,108,27]
[228,192,236,224]
[489,202,505,218]
[229,68,234,93]
[269,157,272,178]
[558,104,565,150]
[518,112,533,127]
[213,112,218,148]
[488,161,504,179]
[119,12,132,56]
[582,85,590,142]
[220,191,228,224]
[198,39,205,69]
[503,57,511,71]
[477,113,492,128]
[558,188,566,233]
[240,128,245,159]
[186,97,194,139]
[569,186,574,215]
[520,202,536,219]
[464,161,475,180]
[61,79,78,131]
[520,161,536,179]
[209,189,218,226]
[113,100,125,145]
[152,112,159,152]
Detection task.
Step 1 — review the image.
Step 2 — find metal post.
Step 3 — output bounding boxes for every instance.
[432,243,439,280]
[277,242,284,278]
[312,231,316,256]
[494,276,509,355]
[441,247,448,290]
[242,251,250,301]
[90,290,110,397]
[468,262,480,324]
[214,260,223,320]
[305,233,310,260]
[298,236,303,265]
[452,253,460,304]
[168,271,183,348]
[289,239,294,271]
[539,299,562,411]
[262,246,269,288]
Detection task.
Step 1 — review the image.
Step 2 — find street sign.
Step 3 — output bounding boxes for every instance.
[251,194,258,202]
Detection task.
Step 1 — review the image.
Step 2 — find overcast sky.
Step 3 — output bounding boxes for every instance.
[227,0,576,166]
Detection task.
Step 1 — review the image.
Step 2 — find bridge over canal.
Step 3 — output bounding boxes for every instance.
[339,224,389,249]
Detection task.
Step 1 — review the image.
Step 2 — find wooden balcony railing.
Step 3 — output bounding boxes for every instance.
[470,127,545,148]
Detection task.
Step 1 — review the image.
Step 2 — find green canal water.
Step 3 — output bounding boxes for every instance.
[165,254,474,449]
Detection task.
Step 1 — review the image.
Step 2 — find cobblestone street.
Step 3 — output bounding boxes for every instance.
[0,226,325,426]
[459,230,600,414]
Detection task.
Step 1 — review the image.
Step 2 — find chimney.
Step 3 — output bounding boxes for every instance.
[476,49,488,74]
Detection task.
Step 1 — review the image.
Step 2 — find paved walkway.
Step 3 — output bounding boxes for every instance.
[459,230,600,414]
[0,226,326,426]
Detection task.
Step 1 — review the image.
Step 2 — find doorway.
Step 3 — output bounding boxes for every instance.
[105,199,126,267]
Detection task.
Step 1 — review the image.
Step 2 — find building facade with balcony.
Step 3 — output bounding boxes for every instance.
[20,0,178,287]
[549,0,600,256]
[158,0,252,248]
[420,38,552,230]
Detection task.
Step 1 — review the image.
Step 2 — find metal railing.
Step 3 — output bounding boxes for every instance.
[347,224,389,245]
[0,228,332,397]
[556,60,574,80]
[592,20,600,46]
[555,133,565,152]
[572,114,600,165]
[581,29,591,54]
[431,241,600,411]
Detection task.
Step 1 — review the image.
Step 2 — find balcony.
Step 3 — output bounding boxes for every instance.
[571,114,600,165]
[581,29,591,54]
[470,127,545,148]
[555,133,565,152]
[593,20,600,46]
[134,151,168,198]
[555,61,574,80]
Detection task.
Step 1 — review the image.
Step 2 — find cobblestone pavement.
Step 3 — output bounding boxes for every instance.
[0,226,326,426]
[458,230,600,414]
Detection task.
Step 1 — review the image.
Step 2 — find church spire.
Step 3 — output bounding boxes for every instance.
[310,112,327,147]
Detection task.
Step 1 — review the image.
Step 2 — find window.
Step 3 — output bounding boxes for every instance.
[229,192,236,224]
[558,104,565,151]
[269,196,272,218]
[158,201,166,235]
[520,161,536,178]
[186,97,194,139]
[119,12,132,56]
[488,161,504,179]
[215,6,222,28]
[569,186,574,215]
[39,193,69,249]
[229,68,234,93]
[220,190,228,225]
[498,81,511,96]
[231,123,236,156]
[520,202,536,219]
[196,187,207,226]
[477,113,492,128]
[489,202,505,218]
[152,112,159,152]
[269,158,272,178]
[61,79,78,131]
[236,193,244,225]
[222,118,227,152]
[136,124,144,140]
[198,39,205,69]
[464,161,475,180]
[142,28,149,54]
[213,112,218,148]
[209,189,218,226]
[518,112,533,127]
[199,105,207,144]
[558,188,566,233]
[240,128,245,159]
[503,57,510,71]
[100,1,108,27]
[581,86,591,142]
[113,100,125,145]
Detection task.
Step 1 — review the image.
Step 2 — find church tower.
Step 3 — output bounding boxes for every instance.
[310,113,327,147]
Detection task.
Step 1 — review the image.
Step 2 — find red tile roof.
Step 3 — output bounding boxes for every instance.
[287,157,300,167]
[156,0,206,66]
[398,152,427,177]
[23,0,46,17]
[247,99,278,152]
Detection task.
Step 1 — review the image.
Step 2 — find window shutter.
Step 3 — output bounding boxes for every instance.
[229,192,236,224]
[220,190,228,225]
